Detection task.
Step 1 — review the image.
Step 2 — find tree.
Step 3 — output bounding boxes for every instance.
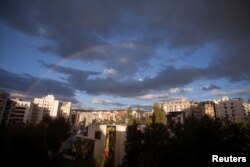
[47,116,71,155]
[126,107,133,125]
[122,123,142,167]
[0,124,48,167]
[139,123,170,167]
[152,103,166,125]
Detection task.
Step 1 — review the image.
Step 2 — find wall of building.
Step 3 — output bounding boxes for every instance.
[83,124,127,167]
[215,97,247,121]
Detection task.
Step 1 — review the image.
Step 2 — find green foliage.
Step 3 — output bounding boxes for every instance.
[47,117,71,153]
[152,103,166,125]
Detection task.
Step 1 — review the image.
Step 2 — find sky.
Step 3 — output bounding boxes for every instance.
[0,0,250,110]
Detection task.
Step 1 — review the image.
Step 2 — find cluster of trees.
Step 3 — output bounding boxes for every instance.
[122,116,250,167]
[0,116,71,167]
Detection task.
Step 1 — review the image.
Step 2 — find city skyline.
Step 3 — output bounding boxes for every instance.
[1,0,250,109]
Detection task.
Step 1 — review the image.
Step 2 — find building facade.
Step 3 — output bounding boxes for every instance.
[163,98,192,116]
[34,95,60,120]
[8,98,38,124]
[214,96,247,121]
[82,124,126,167]
[60,102,72,117]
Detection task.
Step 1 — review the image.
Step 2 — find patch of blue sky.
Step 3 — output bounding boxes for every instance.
[0,20,60,75]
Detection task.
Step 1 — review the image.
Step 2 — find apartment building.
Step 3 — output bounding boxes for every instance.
[8,98,38,124]
[214,96,247,121]
[34,95,60,119]
[163,98,191,114]
[60,102,72,117]
[200,101,216,118]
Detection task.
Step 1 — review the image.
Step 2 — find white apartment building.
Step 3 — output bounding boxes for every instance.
[0,91,9,124]
[60,102,72,117]
[34,95,60,119]
[163,98,192,117]
[214,96,247,121]
[8,98,37,124]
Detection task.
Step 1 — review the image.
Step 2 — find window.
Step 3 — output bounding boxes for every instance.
[95,131,102,140]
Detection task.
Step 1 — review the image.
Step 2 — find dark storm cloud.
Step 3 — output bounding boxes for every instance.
[1,0,250,96]
[205,41,250,82]
[81,66,203,97]
[39,60,100,88]
[202,84,220,91]
[39,62,203,97]
[0,68,77,103]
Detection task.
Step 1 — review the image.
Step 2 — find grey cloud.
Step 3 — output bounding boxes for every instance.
[202,84,220,91]
[206,41,250,82]
[212,87,250,97]
[92,98,127,107]
[1,0,250,98]
[39,60,100,89]
[81,66,203,97]
[1,0,250,79]
[40,62,203,97]
[0,68,78,103]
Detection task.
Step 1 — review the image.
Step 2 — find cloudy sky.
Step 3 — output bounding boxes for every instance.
[1,0,250,110]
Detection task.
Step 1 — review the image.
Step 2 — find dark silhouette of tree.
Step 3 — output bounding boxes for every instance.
[122,115,250,167]
[122,123,142,167]
[47,116,71,155]
[0,124,48,167]
[139,123,170,167]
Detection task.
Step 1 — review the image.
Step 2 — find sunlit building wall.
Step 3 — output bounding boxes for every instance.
[215,96,247,121]
[82,124,126,167]
[163,98,192,117]
[60,102,72,117]
[34,95,60,118]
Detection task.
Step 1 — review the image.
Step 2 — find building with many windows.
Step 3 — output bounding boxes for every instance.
[163,98,192,115]
[214,96,247,121]
[34,95,60,120]
[8,98,38,125]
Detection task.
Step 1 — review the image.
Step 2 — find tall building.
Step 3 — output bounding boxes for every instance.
[59,102,72,117]
[0,91,9,124]
[8,98,37,125]
[34,95,60,119]
[214,96,247,121]
[200,101,216,118]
